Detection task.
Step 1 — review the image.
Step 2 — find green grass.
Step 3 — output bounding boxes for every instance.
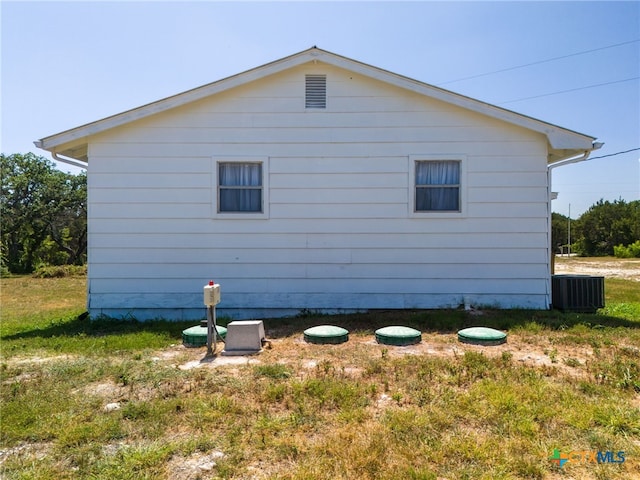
[1,271,640,479]
[1,276,193,356]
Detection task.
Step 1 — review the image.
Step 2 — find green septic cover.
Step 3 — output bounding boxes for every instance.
[375,326,422,346]
[458,327,507,346]
[182,325,228,347]
[303,325,349,344]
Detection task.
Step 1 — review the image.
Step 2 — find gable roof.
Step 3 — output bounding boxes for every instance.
[35,47,597,164]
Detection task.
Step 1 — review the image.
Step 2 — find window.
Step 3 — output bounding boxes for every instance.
[218,162,263,213]
[414,160,461,212]
[305,74,326,109]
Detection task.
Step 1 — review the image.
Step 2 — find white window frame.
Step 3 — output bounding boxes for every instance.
[408,155,466,218]
[212,156,269,219]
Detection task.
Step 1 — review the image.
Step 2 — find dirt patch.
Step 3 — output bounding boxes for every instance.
[165,450,226,480]
[554,256,640,281]
[0,442,53,466]
[165,330,597,383]
[8,355,76,366]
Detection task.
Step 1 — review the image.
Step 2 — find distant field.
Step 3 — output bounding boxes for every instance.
[555,255,640,283]
[1,261,639,479]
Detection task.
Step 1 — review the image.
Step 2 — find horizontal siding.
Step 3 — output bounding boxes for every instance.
[86,63,552,318]
[90,203,211,219]
[270,172,407,189]
[95,125,539,144]
[89,157,212,174]
[88,217,548,234]
[89,233,547,249]
[89,247,546,264]
[90,188,210,203]
[270,188,407,204]
[89,173,211,189]
[90,263,548,280]
[91,293,548,321]
[468,187,547,203]
[89,141,546,158]
[90,278,544,295]
[134,111,488,129]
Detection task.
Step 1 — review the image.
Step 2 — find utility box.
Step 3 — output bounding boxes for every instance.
[552,275,604,313]
[221,320,265,356]
[204,282,221,306]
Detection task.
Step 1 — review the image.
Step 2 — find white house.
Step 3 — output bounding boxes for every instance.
[35,47,599,320]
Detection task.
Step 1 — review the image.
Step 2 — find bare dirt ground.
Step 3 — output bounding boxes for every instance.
[554,256,640,281]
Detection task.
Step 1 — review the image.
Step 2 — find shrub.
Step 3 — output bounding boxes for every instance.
[614,240,640,258]
[32,264,87,278]
[1,264,11,278]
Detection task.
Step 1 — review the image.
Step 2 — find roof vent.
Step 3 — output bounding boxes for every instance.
[305,74,326,109]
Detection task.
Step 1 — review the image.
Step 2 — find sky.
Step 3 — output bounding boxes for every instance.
[2,1,639,218]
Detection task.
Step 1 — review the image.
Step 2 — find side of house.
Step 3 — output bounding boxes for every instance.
[84,61,553,320]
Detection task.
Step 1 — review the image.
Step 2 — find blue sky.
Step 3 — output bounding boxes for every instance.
[2,1,638,217]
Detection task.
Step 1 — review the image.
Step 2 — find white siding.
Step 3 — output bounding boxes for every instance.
[87,64,550,320]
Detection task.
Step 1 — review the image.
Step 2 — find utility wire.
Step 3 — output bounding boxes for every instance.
[498,77,639,104]
[437,39,639,86]
[588,147,640,161]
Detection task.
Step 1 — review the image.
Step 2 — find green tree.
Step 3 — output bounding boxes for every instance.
[1,153,87,273]
[551,212,570,254]
[573,199,640,256]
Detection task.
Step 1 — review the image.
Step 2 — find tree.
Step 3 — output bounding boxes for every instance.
[573,199,640,256]
[1,153,87,273]
[551,212,570,254]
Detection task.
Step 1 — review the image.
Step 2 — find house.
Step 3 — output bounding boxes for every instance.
[35,47,599,320]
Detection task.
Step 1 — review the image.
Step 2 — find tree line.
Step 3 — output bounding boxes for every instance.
[2,153,639,275]
[552,199,640,257]
[1,153,86,274]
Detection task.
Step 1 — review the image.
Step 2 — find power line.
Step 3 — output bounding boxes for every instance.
[437,39,639,86]
[498,77,639,104]
[588,147,640,160]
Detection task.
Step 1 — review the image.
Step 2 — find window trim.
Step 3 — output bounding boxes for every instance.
[212,156,269,219]
[408,155,466,218]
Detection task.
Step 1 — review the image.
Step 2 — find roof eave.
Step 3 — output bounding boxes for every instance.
[35,47,597,162]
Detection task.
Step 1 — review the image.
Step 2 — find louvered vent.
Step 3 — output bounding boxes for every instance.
[305,75,326,108]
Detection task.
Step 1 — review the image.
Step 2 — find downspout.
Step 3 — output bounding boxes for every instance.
[50,152,88,170]
[32,141,88,170]
[548,142,604,171]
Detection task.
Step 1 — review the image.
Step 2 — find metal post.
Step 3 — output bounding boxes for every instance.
[206,305,218,358]
[206,306,213,357]
[212,305,217,355]
[568,203,571,257]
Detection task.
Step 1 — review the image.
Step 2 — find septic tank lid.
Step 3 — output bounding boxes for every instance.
[303,325,349,344]
[375,326,422,346]
[457,327,507,346]
[182,324,228,348]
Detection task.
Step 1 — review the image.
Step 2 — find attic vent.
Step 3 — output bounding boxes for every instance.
[305,75,326,108]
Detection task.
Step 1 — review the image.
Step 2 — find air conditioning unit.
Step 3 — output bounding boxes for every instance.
[552,275,605,313]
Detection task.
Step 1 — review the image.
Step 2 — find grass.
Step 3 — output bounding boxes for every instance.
[1,262,640,479]
[1,276,190,356]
